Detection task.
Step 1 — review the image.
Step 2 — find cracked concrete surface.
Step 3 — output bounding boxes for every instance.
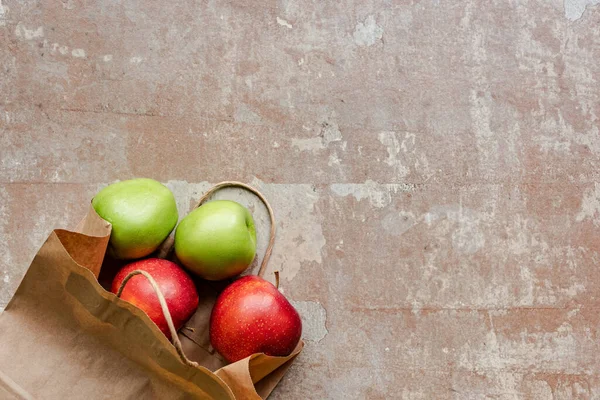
[1,0,600,398]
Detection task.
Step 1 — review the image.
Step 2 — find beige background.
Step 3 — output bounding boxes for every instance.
[1,0,600,398]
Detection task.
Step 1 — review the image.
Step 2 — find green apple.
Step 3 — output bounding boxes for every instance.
[92,178,178,260]
[174,200,256,280]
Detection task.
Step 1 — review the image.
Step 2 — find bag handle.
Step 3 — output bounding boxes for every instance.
[159,181,276,278]
[116,270,199,367]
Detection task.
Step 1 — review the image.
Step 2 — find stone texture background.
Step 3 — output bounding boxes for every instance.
[1,0,600,398]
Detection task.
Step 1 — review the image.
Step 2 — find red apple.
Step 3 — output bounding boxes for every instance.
[210,275,302,363]
[111,258,199,339]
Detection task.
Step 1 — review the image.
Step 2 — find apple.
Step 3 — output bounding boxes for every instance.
[210,275,302,363]
[174,200,256,280]
[111,258,199,339]
[92,178,178,260]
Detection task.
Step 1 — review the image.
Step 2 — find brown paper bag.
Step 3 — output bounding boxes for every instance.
[0,184,303,399]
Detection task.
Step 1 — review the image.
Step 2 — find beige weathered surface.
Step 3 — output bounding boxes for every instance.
[1,0,600,398]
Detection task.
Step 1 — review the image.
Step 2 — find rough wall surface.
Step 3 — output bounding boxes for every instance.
[1,0,600,398]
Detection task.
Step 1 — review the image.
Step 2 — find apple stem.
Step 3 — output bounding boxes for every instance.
[274,270,280,289]
[116,269,199,368]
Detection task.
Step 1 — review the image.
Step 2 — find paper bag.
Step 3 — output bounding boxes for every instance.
[0,205,302,399]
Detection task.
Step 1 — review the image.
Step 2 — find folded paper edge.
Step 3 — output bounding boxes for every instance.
[248,340,304,383]
[254,352,301,399]
[214,341,304,398]
[74,204,112,237]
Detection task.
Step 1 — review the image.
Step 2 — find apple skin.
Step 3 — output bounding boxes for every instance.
[210,275,302,363]
[92,178,178,260]
[111,258,199,339]
[174,200,256,281]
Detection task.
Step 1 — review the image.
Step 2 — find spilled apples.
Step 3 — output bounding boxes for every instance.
[175,200,256,280]
[210,275,302,363]
[92,178,178,259]
[111,258,198,339]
